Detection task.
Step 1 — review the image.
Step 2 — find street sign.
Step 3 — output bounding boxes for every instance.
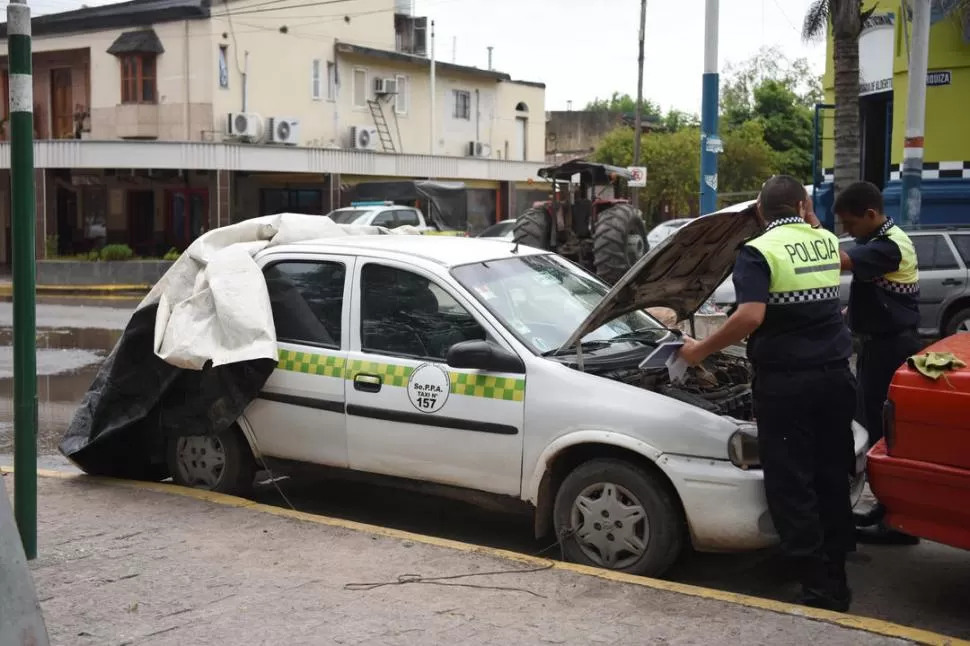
[628,166,647,188]
[705,136,724,154]
[927,70,951,86]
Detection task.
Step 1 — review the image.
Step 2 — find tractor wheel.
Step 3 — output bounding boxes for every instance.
[593,204,648,285]
[512,207,552,250]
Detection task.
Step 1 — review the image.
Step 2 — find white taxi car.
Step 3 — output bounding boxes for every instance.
[168,209,868,578]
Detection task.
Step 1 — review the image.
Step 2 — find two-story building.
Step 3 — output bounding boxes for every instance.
[815,3,970,227]
[0,0,547,262]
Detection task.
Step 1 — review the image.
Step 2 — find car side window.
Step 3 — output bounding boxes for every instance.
[949,234,970,265]
[912,235,959,271]
[360,263,487,360]
[396,209,421,227]
[372,211,398,228]
[264,260,346,348]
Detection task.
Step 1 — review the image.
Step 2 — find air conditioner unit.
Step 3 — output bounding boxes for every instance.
[373,77,398,96]
[467,141,492,158]
[351,126,379,150]
[269,117,301,146]
[227,112,264,139]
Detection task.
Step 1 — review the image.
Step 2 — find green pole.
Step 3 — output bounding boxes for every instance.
[7,0,38,561]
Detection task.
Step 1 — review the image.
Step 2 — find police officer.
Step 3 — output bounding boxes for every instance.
[679,175,856,612]
[834,180,921,544]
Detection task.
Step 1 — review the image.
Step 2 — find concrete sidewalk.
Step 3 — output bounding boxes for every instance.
[5,472,949,646]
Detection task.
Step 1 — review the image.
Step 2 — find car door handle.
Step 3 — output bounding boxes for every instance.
[941,278,963,286]
[353,373,383,393]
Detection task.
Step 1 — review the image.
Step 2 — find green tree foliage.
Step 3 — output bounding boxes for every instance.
[592,123,776,220]
[721,47,820,183]
[585,92,698,133]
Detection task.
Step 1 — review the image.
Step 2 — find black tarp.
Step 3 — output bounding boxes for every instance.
[350,180,468,232]
[59,303,276,479]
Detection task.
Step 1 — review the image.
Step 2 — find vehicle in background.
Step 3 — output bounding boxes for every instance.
[343,180,470,236]
[709,226,970,337]
[476,218,517,241]
[869,332,970,551]
[512,160,648,285]
[327,202,432,231]
[647,218,693,249]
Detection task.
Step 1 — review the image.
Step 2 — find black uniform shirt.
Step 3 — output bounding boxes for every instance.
[846,219,920,337]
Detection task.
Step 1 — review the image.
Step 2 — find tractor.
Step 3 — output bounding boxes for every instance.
[512,159,648,285]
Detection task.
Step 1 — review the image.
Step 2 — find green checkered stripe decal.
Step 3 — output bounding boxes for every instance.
[347,359,414,387]
[276,349,526,402]
[448,372,525,402]
[277,349,346,378]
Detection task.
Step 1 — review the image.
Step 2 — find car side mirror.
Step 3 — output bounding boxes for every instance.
[446,340,525,374]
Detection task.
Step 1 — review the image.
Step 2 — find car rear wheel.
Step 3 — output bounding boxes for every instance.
[553,458,685,578]
[167,425,257,497]
[943,306,970,336]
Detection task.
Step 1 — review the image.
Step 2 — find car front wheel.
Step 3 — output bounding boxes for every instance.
[553,458,686,578]
[167,425,257,497]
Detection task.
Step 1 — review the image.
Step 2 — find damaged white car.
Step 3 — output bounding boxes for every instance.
[170,209,868,578]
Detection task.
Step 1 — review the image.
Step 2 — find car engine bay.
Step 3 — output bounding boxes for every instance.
[589,350,755,421]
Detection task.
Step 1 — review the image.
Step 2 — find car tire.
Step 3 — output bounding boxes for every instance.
[593,204,648,285]
[553,458,686,578]
[512,207,551,250]
[166,425,257,497]
[943,306,970,336]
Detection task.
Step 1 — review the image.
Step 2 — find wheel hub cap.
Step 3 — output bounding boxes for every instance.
[570,482,649,569]
[957,319,970,333]
[175,436,227,489]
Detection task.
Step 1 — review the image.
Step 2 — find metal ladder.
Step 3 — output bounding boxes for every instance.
[366,99,396,153]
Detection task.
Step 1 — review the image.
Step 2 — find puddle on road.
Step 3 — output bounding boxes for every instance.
[0,325,119,454]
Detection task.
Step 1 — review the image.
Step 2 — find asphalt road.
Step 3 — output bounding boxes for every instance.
[2,298,968,641]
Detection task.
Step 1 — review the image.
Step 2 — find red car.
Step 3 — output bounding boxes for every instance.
[868,333,970,550]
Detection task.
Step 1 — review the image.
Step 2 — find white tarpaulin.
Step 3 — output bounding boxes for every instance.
[140,212,413,370]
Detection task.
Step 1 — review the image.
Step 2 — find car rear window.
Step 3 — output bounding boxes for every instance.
[949,234,970,265]
[912,234,959,271]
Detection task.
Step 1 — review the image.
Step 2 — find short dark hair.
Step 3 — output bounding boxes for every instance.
[833,181,884,218]
[759,175,806,221]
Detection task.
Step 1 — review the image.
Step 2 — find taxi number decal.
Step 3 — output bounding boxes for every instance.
[407,363,451,414]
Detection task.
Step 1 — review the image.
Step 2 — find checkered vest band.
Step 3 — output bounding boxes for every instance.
[746,219,843,306]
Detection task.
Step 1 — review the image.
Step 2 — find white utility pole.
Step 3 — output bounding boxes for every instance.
[429,20,436,156]
[899,0,932,225]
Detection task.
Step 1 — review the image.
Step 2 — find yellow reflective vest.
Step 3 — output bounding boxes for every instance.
[745,216,842,304]
[871,221,919,294]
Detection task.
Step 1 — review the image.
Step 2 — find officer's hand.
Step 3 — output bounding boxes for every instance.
[678,337,706,367]
[841,306,848,317]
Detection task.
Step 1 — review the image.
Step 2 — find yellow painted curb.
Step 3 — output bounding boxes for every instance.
[5,466,967,646]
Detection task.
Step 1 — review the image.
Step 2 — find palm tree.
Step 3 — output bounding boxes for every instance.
[802,1,876,198]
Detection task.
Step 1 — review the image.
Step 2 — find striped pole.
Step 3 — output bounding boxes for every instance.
[899,0,931,226]
[7,0,38,560]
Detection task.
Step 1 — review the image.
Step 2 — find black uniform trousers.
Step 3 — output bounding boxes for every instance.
[753,363,857,586]
[855,330,923,447]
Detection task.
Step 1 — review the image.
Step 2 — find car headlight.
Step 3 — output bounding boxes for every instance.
[728,424,760,469]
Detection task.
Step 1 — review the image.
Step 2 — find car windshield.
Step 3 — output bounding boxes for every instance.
[452,254,668,355]
[478,220,515,238]
[329,209,372,224]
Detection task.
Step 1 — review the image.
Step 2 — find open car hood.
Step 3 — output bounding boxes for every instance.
[559,202,763,352]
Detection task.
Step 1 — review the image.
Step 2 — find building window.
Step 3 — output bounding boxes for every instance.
[353,68,367,108]
[311,59,322,100]
[395,74,408,115]
[120,54,157,104]
[260,188,324,216]
[453,90,471,120]
[327,62,337,101]
[218,45,229,89]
